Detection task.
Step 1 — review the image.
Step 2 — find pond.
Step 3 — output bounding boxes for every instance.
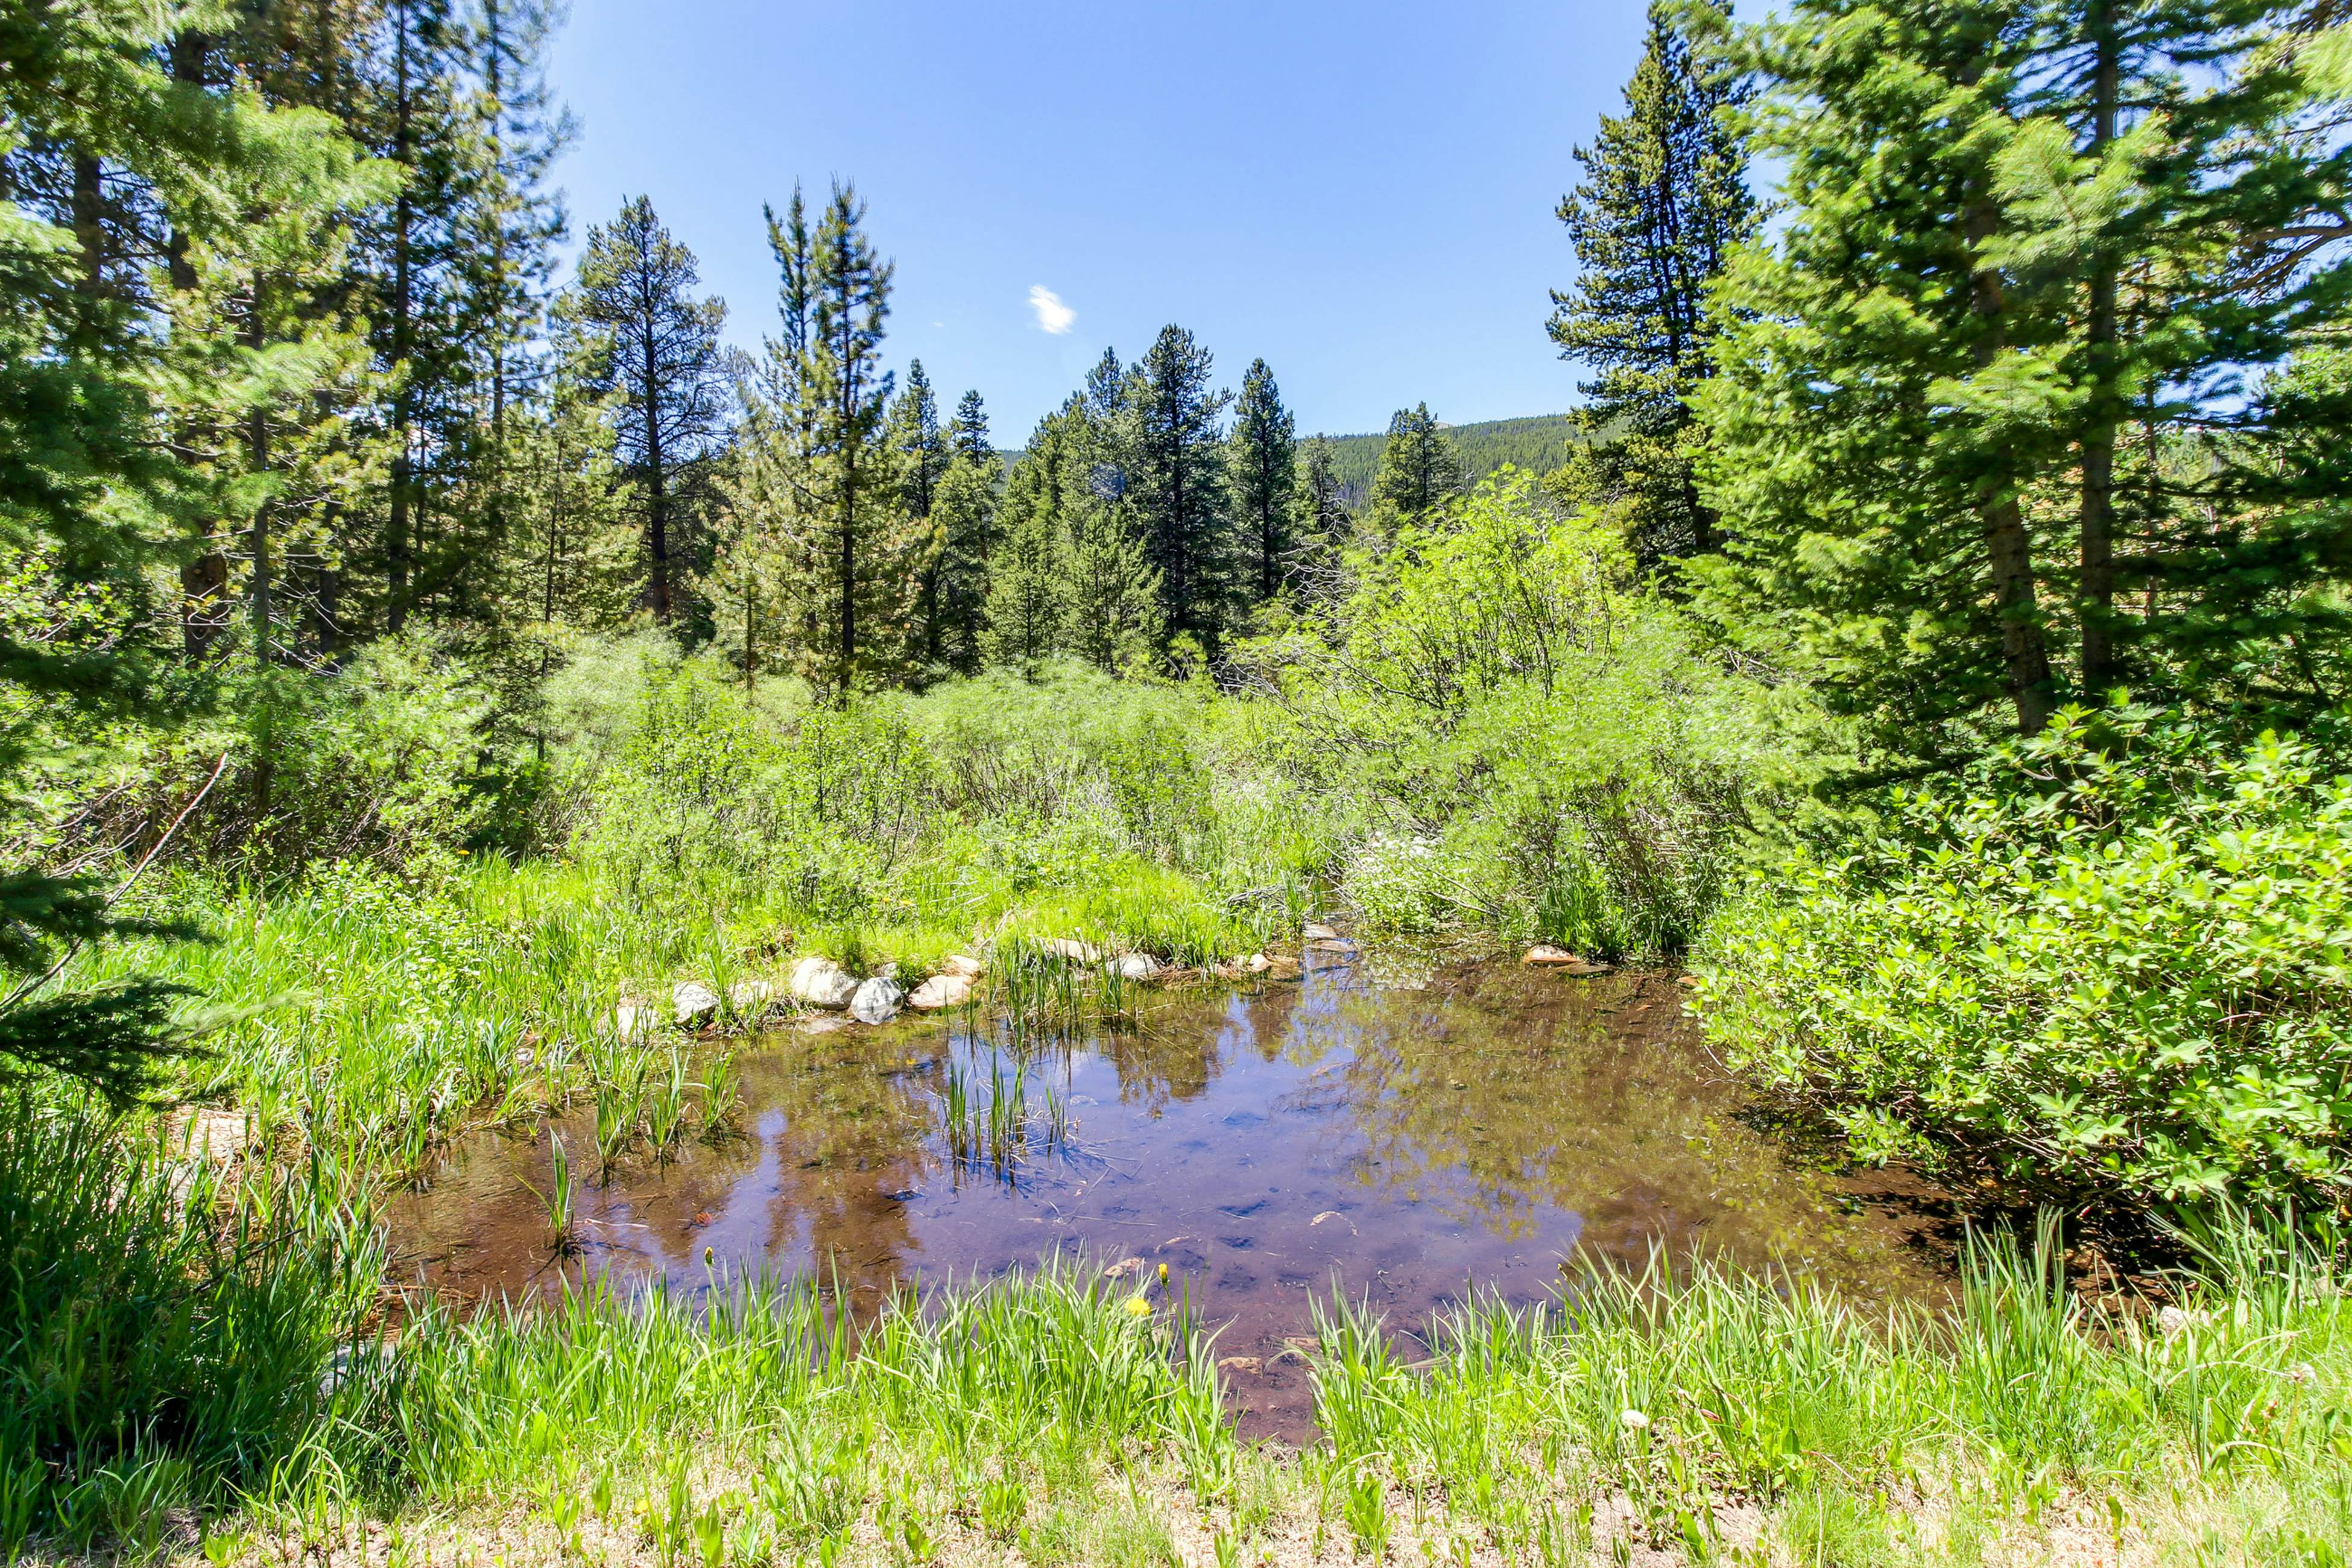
[387,941,1951,1440]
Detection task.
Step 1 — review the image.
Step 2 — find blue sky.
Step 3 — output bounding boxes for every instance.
[546,1,1655,440]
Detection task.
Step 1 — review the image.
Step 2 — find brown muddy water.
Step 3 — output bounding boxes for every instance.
[387,945,1951,1440]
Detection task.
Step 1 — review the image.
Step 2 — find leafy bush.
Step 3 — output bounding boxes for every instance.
[1696,709,2352,1213]
[1241,470,1829,955]
[563,656,1285,963]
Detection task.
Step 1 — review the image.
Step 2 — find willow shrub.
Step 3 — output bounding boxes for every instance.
[1696,707,2352,1213]
[1243,469,1832,956]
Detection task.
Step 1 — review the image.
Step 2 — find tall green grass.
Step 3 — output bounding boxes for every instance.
[366,1262,1233,1553]
[1302,1219,2352,1561]
[0,1095,381,1556]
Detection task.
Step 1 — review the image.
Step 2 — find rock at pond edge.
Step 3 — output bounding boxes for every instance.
[850,976,905,1025]
[673,981,721,1028]
[908,972,971,1011]
[789,955,859,1010]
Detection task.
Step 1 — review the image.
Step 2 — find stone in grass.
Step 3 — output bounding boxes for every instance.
[1303,922,1341,943]
[614,1002,652,1039]
[940,953,985,979]
[1244,953,1302,981]
[673,981,721,1028]
[1524,944,1611,976]
[729,978,775,1015]
[907,972,972,1011]
[849,976,905,1025]
[789,955,859,1010]
[1042,937,1102,964]
[1114,953,1160,981]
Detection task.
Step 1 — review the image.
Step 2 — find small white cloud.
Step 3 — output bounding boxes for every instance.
[1029,285,1075,335]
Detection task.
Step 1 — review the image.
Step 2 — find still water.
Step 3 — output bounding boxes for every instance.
[388,943,1947,1438]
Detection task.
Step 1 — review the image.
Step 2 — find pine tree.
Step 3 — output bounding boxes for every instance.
[888,360,949,519]
[763,181,905,699]
[929,451,1001,676]
[1296,436,1351,554]
[1692,0,2352,759]
[982,497,1067,678]
[949,388,991,463]
[1368,403,1465,536]
[1228,358,1299,604]
[1548,0,1755,567]
[1127,325,1232,656]
[567,195,727,627]
[1063,501,1165,677]
[888,359,952,670]
[703,430,794,694]
[0,0,379,1096]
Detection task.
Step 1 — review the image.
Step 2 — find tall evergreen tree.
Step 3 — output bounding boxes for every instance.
[949,388,991,463]
[1549,0,1756,566]
[1127,325,1232,655]
[0,0,381,1095]
[1693,0,2352,760]
[1368,403,1465,535]
[1296,435,1351,554]
[1228,358,1299,603]
[888,359,952,669]
[767,181,903,698]
[567,195,727,627]
[928,450,1001,676]
[888,359,948,519]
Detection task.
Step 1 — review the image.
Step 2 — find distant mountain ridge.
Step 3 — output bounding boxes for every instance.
[1314,414,1584,505]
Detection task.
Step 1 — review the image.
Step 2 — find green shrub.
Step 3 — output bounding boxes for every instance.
[1240,470,1829,953]
[1696,708,2352,1213]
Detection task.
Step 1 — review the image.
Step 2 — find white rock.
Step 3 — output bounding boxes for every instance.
[729,978,775,1015]
[849,976,904,1025]
[1245,953,1273,974]
[2156,1304,2212,1337]
[789,955,859,1009]
[908,973,973,1010]
[1043,937,1102,964]
[615,1002,651,1039]
[941,953,985,979]
[673,981,721,1028]
[1115,953,1160,981]
[1303,922,1341,943]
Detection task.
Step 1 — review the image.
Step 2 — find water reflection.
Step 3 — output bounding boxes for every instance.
[387,952,1949,1438]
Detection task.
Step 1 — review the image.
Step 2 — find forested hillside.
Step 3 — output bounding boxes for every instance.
[1312,413,1583,502]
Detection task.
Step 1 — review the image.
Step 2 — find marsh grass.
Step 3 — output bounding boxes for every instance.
[1291,1216,2352,1562]
[937,1042,1070,1182]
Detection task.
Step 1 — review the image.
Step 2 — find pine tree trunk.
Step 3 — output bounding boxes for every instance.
[165,28,227,659]
[387,6,415,634]
[1967,194,2056,735]
[2078,1,2122,698]
[641,300,672,622]
[839,443,858,699]
[248,289,271,668]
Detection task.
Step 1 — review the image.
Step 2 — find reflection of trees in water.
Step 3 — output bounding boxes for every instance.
[724,1028,941,1297]
[1095,1007,1221,1108]
[1297,973,1918,1285]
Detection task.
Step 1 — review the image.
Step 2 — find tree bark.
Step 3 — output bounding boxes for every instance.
[642,315,671,622]
[1967,194,2056,735]
[387,4,415,633]
[2078,0,2122,698]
